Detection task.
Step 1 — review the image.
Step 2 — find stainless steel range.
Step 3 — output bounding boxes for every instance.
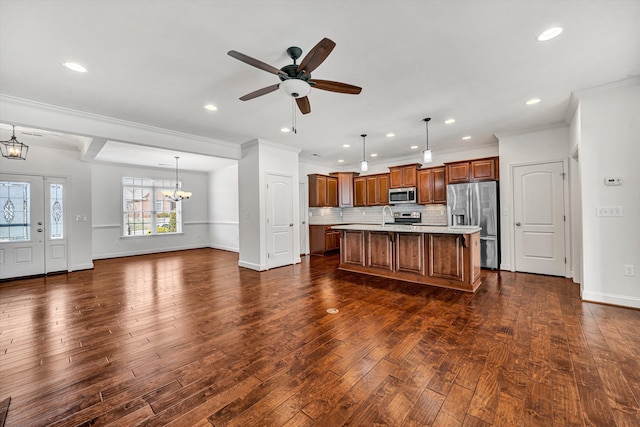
[393,211,422,224]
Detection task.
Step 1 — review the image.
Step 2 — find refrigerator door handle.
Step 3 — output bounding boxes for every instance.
[480,236,497,241]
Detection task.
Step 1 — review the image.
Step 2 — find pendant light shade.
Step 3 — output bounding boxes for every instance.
[422,117,432,164]
[360,134,368,172]
[0,125,29,160]
[163,156,192,201]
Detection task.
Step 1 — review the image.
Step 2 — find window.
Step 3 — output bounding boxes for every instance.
[122,177,182,236]
[0,181,30,241]
[50,183,64,239]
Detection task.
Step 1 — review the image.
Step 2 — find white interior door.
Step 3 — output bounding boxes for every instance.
[0,174,46,279]
[513,162,566,276]
[266,174,294,269]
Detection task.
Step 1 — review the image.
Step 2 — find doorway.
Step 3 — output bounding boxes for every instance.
[512,161,567,276]
[0,174,68,279]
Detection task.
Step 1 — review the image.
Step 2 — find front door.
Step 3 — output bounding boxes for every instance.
[0,174,68,279]
[266,173,294,269]
[513,162,566,276]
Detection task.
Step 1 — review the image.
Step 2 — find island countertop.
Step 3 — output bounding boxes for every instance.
[331,223,481,235]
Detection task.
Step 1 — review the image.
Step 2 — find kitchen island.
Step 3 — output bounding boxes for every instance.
[332,224,483,292]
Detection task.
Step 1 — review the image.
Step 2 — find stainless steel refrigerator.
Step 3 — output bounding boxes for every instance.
[447,181,500,269]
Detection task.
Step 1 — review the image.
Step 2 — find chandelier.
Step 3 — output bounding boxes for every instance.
[163,156,192,201]
[1,125,29,160]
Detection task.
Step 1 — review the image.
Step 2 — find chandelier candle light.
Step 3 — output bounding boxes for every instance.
[360,134,368,172]
[163,156,192,202]
[422,117,432,163]
[0,125,29,160]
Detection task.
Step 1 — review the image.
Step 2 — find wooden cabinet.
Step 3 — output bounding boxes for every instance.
[427,234,464,281]
[309,225,340,255]
[355,173,389,206]
[340,230,365,266]
[330,172,359,207]
[470,158,498,181]
[395,232,425,275]
[367,231,394,271]
[308,174,338,207]
[338,229,483,292]
[389,163,421,188]
[417,166,446,204]
[445,157,499,185]
[353,176,366,207]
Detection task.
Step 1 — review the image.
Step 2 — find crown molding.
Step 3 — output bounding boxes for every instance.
[0,94,241,153]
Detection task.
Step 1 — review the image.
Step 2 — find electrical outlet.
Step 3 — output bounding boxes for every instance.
[624,265,635,276]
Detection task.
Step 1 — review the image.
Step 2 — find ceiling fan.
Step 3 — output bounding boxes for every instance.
[227,38,362,115]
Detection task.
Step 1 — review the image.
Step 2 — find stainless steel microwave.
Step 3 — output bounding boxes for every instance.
[389,187,417,204]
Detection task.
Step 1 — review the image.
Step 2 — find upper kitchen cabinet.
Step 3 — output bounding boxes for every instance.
[417,166,446,204]
[355,173,389,206]
[330,172,359,207]
[308,174,338,207]
[445,156,499,184]
[389,163,421,188]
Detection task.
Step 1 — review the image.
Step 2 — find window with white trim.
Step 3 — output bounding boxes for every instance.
[122,177,182,236]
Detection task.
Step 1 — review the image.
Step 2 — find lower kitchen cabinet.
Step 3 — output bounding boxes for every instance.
[338,229,482,292]
[309,225,341,255]
[367,231,394,271]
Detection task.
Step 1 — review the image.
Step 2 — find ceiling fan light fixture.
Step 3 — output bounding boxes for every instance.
[279,79,311,98]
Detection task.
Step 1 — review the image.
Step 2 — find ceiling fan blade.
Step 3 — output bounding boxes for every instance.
[296,38,336,75]
[228,50,287,77]
[239,84,280,101]
[311,79,362,95]
[296,96,311,115]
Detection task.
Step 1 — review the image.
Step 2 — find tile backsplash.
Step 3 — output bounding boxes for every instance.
[308,204,447,225]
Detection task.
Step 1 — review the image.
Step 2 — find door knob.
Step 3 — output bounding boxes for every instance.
[37,228,43,232]
[515,222,521,226]
[37,221,43,225]
[289,223,293,227]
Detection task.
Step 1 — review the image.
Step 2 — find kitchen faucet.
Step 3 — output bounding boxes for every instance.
[381,205,393,226]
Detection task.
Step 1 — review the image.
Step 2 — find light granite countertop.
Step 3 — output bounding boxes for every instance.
[331,223,481,234]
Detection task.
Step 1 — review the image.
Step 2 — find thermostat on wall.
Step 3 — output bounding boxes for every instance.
[604,176,622,186]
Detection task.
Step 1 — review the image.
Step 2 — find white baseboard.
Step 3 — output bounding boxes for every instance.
[209,243,239,253]
[92,244,208,260]
[70,262,94,271]
[500,263,512,271]
[582,291,640,309]
[238,260,267,271]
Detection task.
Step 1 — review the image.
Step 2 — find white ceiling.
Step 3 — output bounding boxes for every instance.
[1,1,639,170]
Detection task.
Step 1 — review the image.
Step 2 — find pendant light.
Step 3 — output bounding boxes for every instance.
[360,134,368,172]
[422,117,432,163]
[0,125,29,160]
[163,156,192,201]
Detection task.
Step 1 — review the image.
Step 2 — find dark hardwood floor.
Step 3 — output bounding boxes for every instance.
[1,248,639,426]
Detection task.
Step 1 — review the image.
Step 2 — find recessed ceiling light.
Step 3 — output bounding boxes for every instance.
[63,62,87,73]
[462,136,471,140]
[281,127,290,133]
[444,118,456,124]
[338,159,344,163]
[204,104,218,111]
[526,98,541,105]
[410,145,419,149]
[537,27,563,42]
[342,144,350,148]
[370,153,378,157]
[386,133,395,138]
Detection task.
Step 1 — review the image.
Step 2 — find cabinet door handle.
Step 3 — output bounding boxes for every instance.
[289,223,294,227]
